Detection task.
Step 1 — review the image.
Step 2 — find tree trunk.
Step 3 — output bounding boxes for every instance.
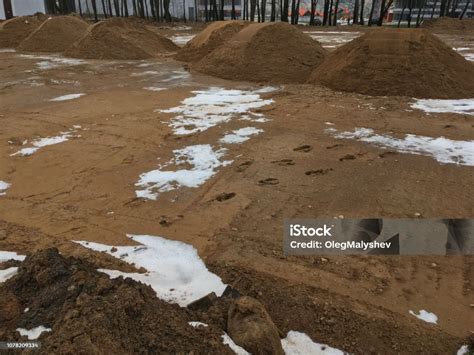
[407,0,413,27]
[459,0,470,18]
[353,0,359,24]
[332,0,339,25]
[431,0,438,18]
[261,0,267,21]
[91,0,99,21]
[281,0,289,21]
[398,5,405,26]
[359,0,365,24]
[323,0,329,25]
[415,0,426,26]
[295,0,301,23]
[368,0,376,25]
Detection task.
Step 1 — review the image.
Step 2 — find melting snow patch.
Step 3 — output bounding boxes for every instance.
[169,34,196,46]
[19,54,84,70]
[409,310,438,324]
[0,48,16,53]
[10,127,80,157]
[411,98,474,115]
[50,93,85,101]
[327,127,474,166]
[220,127,263,144]
[17,326,52,340]
[222,333,250,355]
[135,144,232,200]
[463,53,474,61]
[160,87,274,135]
[75,234,226,307]
[131,70,160,76]
[0,267,19,283]
[0,251,26,262]
[457,345,470,355]
[282,331,344,355]
[188,321,208,328]
[0,181,11,196]
[144,86,166,92]
[162,70,190,82]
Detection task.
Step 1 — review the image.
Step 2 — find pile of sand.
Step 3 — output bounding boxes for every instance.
[0,14,47,48]
[194,22,326,84]
[64,17,178,60]
[18,16,89,53]
[176,21,248,62]
[422,17,474,32]
[308,29,474,99]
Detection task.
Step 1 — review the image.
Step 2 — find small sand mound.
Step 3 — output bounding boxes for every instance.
[176,21,248,62]
[422,17,474,32]
[64,17,178,60]
[18,16,89,53]
[0,14,47,48]
[308,29,474,99]
[194,22,326,84]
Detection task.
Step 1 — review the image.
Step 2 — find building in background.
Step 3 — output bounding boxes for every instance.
[390,0,473,21]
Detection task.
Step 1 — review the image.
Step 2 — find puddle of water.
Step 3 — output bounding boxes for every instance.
[327,127,474,166]
[75,234,227,307]
[135,144,232,200]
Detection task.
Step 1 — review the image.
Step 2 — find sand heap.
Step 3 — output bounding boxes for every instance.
[194,22,326,84]
[308,29,474,99]
[0,14,47,48]
[422,17,474,32]
[18,16,89,53]
[176,21,249,62]
[64,17,178,60]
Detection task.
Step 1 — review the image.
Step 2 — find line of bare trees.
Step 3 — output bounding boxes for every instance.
[43,0,472,26]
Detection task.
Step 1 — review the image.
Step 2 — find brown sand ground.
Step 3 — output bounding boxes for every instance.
[0,27,473,353]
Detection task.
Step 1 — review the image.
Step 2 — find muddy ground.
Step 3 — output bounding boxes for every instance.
[0,25,473,354]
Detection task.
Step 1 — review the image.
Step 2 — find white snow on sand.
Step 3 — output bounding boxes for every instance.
[162,70,190,82]
[0,267,19,283]
[0,251,25,262]
[17,326,52,340]
[282,331,344,355]
[159,87,274,135]
[411,98,474,115]
[50,93,85,101]
[169,34,196,46]
[75,234,227,307]
[463,53,474,61]
[135,144,232,200]
[327,127,474,166]
[10,127,80,157]
[131,70,160,76]
[222,333,250,355]
[0,180,11,196]
[19,54,84,70]
[144,86,166,92]
[0,48,16,53]
[188,321,208,328]
[409,310,438,324]
[220,127,264,144]
[457,345,470,355]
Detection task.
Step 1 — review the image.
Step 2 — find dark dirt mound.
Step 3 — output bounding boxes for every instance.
[0,249,232,354]
[308,28,474,99]
[64,17,178,60]
[0,14,47,48]
[422,17,474,32]
[175,20,249,62]
[194,22,326,84]
[18,16,89,53]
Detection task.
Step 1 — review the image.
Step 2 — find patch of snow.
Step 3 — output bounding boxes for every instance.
[454,47,470,51]
[282,331,344,355]
[463,53,474,61]
[409,309,438,324]
[131,70,160,77]
[19,54,84,70]
[0,267,19,283]
[50,93,85,101]
[0,251,26,262]
[169,34,196,46]
[457,345,470,355]
[0,48,16,53]
[24,308,30,313]
[222,333,250,355]
[411,98,474,115]
[0,180,11,196]
[16,326,52,340]
[328,127,474,166]
[144,86,166,92]
[162,70,190,82]
[188,321,208,328]
[135,144,232,200]
[220,127,263,144]
[75,234,227,307]
[160,87,274,135]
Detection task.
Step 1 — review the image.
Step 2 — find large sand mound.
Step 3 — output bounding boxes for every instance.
[194,22,326,84]
[0,14,47,48]
[175,20,248,62]
[18,16,89,53]
[64,18,178,60]
[308,29,474,99]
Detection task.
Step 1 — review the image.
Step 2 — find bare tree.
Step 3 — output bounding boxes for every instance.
[333,0,339,25]
[459,0,470,18]
[359,0,365,24]
[368,0,376,25]
[415,0,426,26]
[281,0,289,21]
[378,0,393,25]
[353,0,360,24]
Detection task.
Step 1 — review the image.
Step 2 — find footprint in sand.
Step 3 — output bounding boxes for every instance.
[305,168,333,176]
[271,159,295,166]
[235,160,253,172]
[293,145,312,152]
[258,178,279,185]
[339,154,356,161]
[215,192,236,202]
